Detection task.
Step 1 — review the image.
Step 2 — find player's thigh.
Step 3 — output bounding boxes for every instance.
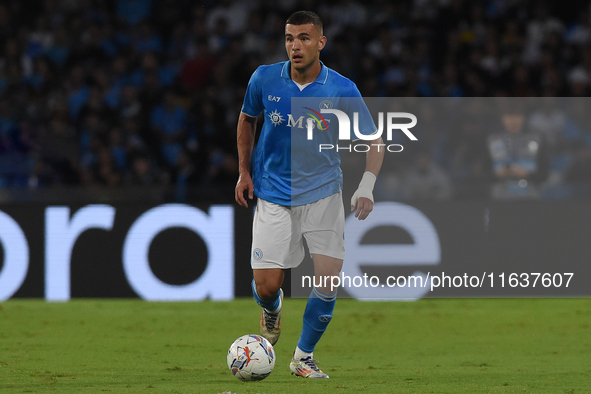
[301,192,345,261]
[251,199,305,269]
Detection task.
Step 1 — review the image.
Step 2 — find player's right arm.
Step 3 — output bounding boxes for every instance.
[235,112,257,207]
[236,66,264,207]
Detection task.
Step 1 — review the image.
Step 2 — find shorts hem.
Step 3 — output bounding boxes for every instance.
[251,260,302,270]
[308,250,345,260]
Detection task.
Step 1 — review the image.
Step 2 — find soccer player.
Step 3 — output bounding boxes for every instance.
[235,11,384,379]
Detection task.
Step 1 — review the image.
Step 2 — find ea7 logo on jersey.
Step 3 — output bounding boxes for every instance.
[268,95,281,102]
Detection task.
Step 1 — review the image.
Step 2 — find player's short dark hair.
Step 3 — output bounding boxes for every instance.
[286,11,323,34]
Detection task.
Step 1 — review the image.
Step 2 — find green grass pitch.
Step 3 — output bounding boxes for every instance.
[0,298,589,393]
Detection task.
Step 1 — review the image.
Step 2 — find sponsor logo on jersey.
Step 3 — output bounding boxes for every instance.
[268,109,284,126]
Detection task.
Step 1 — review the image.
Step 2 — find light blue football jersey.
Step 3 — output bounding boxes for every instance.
[241,61,376,206]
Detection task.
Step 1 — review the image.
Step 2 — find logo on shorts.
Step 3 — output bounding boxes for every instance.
[253,248,263,260]
[318,315,332,323]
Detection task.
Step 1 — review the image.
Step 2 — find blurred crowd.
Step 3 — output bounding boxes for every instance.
[1,0,591,201]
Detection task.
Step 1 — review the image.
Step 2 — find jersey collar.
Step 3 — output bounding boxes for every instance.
[281,61,328,85]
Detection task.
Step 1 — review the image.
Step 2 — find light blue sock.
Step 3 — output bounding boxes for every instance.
[251,279,281,311]
[297,287,337,353]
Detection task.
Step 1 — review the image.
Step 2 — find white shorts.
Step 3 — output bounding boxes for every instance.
[251,192,345,269]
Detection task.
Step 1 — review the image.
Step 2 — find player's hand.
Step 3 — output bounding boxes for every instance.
[351,172,377,220]
[235,173,254,207]
[351,196,374,220]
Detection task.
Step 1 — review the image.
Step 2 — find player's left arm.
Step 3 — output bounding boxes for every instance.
[351,135,384,220]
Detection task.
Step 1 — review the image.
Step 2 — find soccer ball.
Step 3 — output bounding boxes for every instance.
[227,334,276,381]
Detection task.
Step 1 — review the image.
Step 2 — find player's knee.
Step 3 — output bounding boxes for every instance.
[253,269,284,300]
[256,282,281,301]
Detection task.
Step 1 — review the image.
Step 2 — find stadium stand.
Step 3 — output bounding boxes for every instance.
[0,0,590,201]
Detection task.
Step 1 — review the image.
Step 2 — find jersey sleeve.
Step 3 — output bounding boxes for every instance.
[241,67,264,117]
[343,84,377,137]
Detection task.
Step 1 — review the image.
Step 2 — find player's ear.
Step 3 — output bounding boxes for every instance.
[318,35,327,51]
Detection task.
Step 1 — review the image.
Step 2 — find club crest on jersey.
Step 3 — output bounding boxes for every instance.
[268,109,284,127]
